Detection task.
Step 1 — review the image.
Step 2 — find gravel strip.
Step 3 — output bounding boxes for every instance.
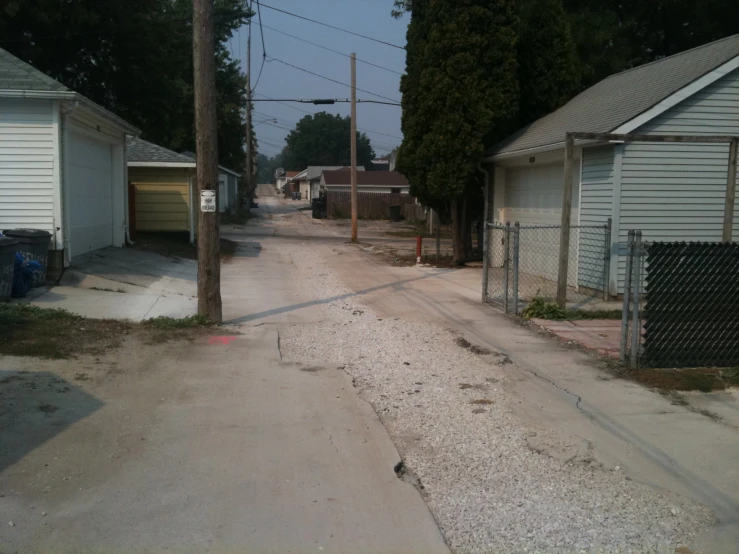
[280,246,713,553]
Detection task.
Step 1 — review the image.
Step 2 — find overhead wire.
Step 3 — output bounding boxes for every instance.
[258,23,402,75]
[258,2,405,50]
[267,57,401,103]
[251,0,267,92]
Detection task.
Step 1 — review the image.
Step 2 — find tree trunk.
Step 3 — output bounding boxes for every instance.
[450,196,466,265]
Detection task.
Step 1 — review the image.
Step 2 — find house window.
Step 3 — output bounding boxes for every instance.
[391,187,401,194]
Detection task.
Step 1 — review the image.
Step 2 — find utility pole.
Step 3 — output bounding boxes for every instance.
[242,0,254,218]
[350,53,358,243]
[193,0,222,322]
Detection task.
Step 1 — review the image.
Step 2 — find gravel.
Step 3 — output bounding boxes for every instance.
[280,246,713,553]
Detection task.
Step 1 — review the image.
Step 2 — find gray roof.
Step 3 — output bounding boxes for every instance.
[488,34,739,158]
[292,166,366,181]
[127,138,196,164]
[178,150,241,176]
[0,47,70,92]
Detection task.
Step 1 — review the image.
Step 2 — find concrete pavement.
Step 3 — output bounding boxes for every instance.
[0,326,447,553]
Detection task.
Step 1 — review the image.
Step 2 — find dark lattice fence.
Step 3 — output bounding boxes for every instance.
[643,242,739,368]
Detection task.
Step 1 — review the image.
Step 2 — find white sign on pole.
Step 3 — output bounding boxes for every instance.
[200,190,216,213]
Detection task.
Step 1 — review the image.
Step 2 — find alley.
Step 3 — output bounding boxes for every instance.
[2,186,737,553]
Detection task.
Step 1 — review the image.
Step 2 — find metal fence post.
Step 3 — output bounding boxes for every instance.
[481,223,490,303]
[630,231,643,366]
[603,218,612,300]
[512,223,520,314]
[503,222,511,314]
[620,230,635,363]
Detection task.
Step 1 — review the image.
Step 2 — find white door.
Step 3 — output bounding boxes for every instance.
[503,163,580,285]
[67,130,114,257]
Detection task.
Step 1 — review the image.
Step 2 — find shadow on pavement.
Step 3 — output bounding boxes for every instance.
[0,370,103,473]
[228,270,453,324]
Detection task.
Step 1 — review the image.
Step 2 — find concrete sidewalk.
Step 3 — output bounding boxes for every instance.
[531,318,622,359]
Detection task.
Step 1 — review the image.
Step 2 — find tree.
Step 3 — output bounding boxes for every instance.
[281,112,374,171]
[257,152,285,184]
[0,0,250,172]
[397,0,519,263]
[517,0,580,124]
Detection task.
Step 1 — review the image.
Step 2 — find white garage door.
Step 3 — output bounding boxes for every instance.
[504,163,580,285]
[67,130,114,257]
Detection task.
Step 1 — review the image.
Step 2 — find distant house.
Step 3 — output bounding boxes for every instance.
[483,34,739,296]
[180,151,240,213]
[0,47,140,271]
[288,166,366,199]
[276,169,299,194]
[127,138,196,242]
[320,170,410,194]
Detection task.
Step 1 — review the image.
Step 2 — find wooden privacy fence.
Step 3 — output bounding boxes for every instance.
[325,191,417,219]
[404,203,426,223]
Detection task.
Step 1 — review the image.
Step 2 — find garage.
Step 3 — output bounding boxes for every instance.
[501,162,581,284]
[66,130,115,258]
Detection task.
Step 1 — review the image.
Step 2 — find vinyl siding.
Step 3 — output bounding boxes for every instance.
[578,146,614,291]
[617,67,739,290]
[130,167,191,231]
[0,98,56,233]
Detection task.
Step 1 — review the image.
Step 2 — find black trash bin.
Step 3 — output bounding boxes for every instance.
[312,198,325,219]
[389,205,401,222]
[0,236,19,301]
[3,229,51,287]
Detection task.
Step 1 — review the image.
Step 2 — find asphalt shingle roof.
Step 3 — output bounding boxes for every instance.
[0,47,70,92]
[127,138,196,164]
[488,34,739,157]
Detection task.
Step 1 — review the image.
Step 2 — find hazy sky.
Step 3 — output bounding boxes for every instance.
[229,1,408,159]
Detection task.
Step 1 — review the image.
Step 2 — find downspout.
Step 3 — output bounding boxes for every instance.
[479,163,491,303]
[123,134,136,245]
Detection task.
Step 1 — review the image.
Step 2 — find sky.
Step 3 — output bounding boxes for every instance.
[227,1,409,160]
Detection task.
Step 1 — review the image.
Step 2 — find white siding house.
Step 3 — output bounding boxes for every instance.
[484,34,739,296]
[0,48,139,271]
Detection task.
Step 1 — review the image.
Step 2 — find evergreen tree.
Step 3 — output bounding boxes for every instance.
[517,0,580,124]
[397,0,519,263]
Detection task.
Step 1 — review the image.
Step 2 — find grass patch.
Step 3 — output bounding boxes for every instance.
[0,304,132,359]
[522,297,622,320]
[143,314,212,329]
[631,367,739,392]
[90,287,126,294]
[0,305,216,359]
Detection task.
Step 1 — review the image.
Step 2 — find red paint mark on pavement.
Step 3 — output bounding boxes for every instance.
[208,336,237,345]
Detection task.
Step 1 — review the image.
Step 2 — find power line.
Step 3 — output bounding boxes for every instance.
[252,0,267,92]
[258,2,405,50]
[259,23,402,76]
[267,57,401,103]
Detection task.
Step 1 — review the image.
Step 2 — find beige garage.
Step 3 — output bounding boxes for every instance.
[127,138,195,241]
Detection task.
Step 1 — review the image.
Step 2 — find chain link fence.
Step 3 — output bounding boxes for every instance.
[484,221,611,314]
[621,232,739,368]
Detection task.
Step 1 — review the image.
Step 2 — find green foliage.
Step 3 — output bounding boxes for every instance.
[521,298,567,320]
[281,112,375,171]
[517,0,580,123]
[143,314,212,329]
[0,304,79,325]
[0,0,251,173]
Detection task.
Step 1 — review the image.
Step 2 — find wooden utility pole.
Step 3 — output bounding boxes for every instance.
[243,0,254,217]
[556,133,575,308]
[193,0,222,322]
[723,137,738,242]
[350,53,358,243]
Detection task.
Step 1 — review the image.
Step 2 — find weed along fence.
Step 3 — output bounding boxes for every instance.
[621,235,739,368]
[325,191,417,220]
[483,221,611,314]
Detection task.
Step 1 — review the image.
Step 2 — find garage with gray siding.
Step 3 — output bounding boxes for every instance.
[484,34,739,297]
